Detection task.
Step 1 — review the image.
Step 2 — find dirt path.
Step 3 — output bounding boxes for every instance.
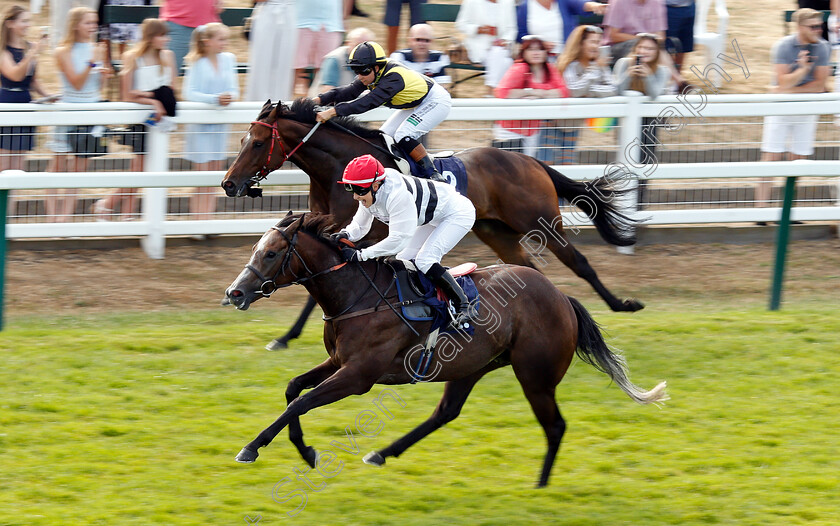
[6,237,839,319]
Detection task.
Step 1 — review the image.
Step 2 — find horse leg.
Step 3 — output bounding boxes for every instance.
[543,236,644,312]
[364,363,501,466]
[511,361,567,488]
[497,209,643,311]
[266,295,318,351]
[236,364,377,463]
[472,219,537,268]
[284,359,340,468]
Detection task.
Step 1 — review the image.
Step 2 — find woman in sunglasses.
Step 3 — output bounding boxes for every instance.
[331,154,476,327]
[314,41,451,183]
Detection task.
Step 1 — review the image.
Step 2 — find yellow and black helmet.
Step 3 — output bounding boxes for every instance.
[347,41,388,68]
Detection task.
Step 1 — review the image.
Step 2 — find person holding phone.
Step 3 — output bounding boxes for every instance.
[553,25,617,164]
[0,6,52,173]
[755,8,830,219]
[613,34,670,217]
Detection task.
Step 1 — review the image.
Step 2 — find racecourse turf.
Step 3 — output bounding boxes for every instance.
[1,303,838,525]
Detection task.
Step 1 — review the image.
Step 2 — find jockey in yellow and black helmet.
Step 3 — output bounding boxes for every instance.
[314,41,452,183]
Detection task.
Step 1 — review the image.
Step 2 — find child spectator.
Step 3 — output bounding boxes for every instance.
[183,22,238,222]
[493,35,569,157]
[0,5,52,172]
[48,6,112,223]
[93,18,176,221]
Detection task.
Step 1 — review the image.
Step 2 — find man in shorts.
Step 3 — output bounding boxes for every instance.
[757,8,830,216]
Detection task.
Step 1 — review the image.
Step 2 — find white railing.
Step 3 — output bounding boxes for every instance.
[1,94,839,258]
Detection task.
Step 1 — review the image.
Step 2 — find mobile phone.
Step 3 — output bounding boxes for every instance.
[806,44,816,62]
[599,45,610,60]
[635,55,642,66]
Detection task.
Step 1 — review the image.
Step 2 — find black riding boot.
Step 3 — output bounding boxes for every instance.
[415,154,447,183]
[427,263,472,326]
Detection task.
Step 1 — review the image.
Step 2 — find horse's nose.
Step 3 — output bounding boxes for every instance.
[222,180,236,196]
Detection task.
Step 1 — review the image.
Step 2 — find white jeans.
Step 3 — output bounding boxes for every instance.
[397,193,476,273]
[760,114,818,156]
[380,82,452,142]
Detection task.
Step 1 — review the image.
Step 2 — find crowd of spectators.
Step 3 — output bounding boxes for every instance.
[0,1,835,224]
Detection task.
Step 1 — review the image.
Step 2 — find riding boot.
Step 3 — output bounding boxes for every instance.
[415,154,447,183]
[427,263,472,326]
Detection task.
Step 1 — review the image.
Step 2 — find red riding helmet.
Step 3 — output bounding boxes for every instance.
[338,155,386,187]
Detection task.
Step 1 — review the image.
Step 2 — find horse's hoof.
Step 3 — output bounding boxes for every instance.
[235,447,259,463]
[362,451,385,466]
[265,339,288,351]
[303,446,317,469]
[623,299,645,312]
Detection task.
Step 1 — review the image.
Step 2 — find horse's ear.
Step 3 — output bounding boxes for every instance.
[285,210,293,218]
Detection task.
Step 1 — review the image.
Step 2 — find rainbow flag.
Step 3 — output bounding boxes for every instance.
[586,117,617,133]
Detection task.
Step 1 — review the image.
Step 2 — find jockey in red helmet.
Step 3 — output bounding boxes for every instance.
[313,41,451,183]
[332,154,476,326]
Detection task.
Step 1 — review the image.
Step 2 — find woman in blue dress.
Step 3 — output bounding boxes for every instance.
[0,5,51,171]
[183,22,238,220]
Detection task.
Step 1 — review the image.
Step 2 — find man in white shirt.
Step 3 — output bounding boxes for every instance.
[390,24,452,89]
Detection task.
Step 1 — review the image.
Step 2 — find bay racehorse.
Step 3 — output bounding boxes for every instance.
[221,99,644,349]
[223,213,667,487]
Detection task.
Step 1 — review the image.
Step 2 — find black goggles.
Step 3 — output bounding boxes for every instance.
[350,65,374,76]
[344,183,372,195]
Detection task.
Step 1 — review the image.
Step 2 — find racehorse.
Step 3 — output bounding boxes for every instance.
[221,99,644,349]
[223,212,668,487]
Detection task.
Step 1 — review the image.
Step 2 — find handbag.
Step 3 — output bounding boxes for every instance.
[67,125,108,158]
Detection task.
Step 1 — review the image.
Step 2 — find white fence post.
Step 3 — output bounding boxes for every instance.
[141,126,169,259]
[617,91,644,253]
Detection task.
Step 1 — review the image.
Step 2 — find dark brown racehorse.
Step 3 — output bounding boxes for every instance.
[223,213,667,487]
[222,99,643,349]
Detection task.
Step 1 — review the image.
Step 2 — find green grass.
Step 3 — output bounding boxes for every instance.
[1,304,838,525]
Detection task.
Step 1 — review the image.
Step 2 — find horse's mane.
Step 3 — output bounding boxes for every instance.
[277,212,339,237]
[275,98,383,140]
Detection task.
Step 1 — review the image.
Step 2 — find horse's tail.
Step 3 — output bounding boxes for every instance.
[538,160,638,247]
[568,296,668,405]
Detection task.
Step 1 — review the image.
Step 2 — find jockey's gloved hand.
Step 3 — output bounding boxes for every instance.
[340,245,361,262]
[330,232,349,244]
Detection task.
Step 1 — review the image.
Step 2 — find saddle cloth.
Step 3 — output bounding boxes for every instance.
[382,135,469,197]
[390,259,479,334]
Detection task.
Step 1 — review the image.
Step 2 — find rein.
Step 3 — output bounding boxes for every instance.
[246,223,420,336]
[245,225,345,296]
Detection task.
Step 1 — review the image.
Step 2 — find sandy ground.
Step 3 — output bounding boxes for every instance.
[5,236,839,318]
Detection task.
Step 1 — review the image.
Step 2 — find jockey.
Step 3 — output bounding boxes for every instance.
[313,41,451,183]
[331,155,476,326]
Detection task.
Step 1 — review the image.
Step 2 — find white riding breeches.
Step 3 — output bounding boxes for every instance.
[379,82,452,142]
[397,192,475,273]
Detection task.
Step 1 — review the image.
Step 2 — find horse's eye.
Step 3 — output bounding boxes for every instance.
[266,251,277,259]
[253,141,264,148]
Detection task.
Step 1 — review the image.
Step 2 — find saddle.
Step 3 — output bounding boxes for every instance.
[387,258,478,325]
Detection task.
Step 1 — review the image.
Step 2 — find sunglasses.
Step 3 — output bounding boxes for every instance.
[350,65,373,76]
[583,25,603,34]
[804,24,823,30]
[344,183,372,195]
[413,38,431,43]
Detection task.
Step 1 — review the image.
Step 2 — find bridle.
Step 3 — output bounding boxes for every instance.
[249,119,322,183]
[243,221,420,336]
[245,224,345,297]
